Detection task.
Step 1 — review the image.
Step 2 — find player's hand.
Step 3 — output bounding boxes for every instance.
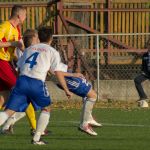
[73,73,85,79]
[65,90,72,99]
[11,41,24,50]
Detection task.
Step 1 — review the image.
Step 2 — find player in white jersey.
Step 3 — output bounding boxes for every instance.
[0,27,83,145]
[1,30,48,136]
[11,29,101,136]
[53,62,102,136]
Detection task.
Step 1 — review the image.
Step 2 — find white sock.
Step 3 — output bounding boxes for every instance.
[33,111,50,142]
[14,112,26,122]
[89,112,94,121]
[2,112,26,130]
[80,98,96,126]
[0,112,9,126]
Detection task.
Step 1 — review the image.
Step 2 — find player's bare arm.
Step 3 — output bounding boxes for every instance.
[60,72,84,78]
[55,71,72,99]
[0,41,24,50]
[47,70,82,77]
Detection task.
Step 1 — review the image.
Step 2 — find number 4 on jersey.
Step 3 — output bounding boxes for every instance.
[25,52,39,68]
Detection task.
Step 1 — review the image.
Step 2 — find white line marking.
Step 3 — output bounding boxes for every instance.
[52,121,150,128]
[102,123,150,128]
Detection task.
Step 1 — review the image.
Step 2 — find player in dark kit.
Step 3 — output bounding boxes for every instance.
[134,39,150,108]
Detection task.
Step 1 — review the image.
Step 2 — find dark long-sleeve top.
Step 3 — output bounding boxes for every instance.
[142,52,150,76]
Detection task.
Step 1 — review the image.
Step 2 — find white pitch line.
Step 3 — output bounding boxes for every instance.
[52,120,150,128]
[102,123,150,128]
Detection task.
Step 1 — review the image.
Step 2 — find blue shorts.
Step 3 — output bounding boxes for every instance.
[64,76,92,97]
[6,75,51,112]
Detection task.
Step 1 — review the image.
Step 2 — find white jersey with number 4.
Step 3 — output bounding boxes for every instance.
[17,43,61,81]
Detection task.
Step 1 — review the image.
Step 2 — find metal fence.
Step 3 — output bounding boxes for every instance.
[51,33,150,101]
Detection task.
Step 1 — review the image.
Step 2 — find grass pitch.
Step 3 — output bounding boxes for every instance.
[0,108,150,150]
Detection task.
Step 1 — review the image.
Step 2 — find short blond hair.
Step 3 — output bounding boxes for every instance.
[11,5,26,18]
[23,29,38,48]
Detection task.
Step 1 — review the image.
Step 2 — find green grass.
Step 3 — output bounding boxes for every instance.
[1,108,150,150]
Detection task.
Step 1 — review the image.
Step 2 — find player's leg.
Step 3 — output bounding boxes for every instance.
[26,103,49,136]
[134,73,149,107]
[0,91,10,110]
[32,106,51,145]
[2,103,48,136]
[79,88,98,136]
[2,75,31,134]
[0,62,38,133]
[81,89,102,127]
[30,80,51,145]
[80,89,96,124]
[64,77,98,135]
[0,95,5,109]
[0,109,15,126]
[25,103,37,134]
[1,112,26,134]
[0,60,17,109]
[0,94,29,131]
[0,63,21,133]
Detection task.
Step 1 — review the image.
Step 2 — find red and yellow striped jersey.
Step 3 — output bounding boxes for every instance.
[0,21,21,61]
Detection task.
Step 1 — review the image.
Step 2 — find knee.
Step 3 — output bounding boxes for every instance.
[92,93,97,100]
[42,105,51,112]
[0,95,5,103]
[87,89,97,100]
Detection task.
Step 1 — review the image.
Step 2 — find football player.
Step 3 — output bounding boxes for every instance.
[55,62,102,136]
[0,5,37,134]
[0,27,83,145]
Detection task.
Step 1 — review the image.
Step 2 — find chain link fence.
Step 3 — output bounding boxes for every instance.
[48,33,150,101]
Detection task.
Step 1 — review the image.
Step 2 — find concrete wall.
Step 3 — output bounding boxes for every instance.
[46,81,82,101]
[46,80,150,101]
